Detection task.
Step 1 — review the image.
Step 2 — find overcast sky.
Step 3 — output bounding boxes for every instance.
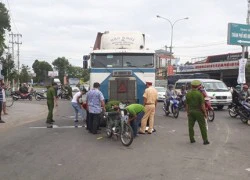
[1,0,248,68]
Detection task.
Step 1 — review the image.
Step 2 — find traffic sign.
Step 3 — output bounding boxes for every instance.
[227,23,250,46]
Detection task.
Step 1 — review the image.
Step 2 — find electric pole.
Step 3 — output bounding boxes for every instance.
[15,33,22,88]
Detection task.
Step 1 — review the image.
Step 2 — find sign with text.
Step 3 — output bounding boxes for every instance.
[227,23,250,46]
[179,61,239,72]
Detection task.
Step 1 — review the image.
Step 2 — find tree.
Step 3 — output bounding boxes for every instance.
[0,2,11,56]
[0,54,15,81]
[52,57,69,84]
[19,64,31,83]
[67,65,89,82]
[32,60,53,83]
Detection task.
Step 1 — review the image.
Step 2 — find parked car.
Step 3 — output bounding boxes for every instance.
[71,86,80,92]
[155,86,166,101]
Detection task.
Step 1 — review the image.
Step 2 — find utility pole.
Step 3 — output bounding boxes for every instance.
[15,33,22,88]
[9,32,15,65]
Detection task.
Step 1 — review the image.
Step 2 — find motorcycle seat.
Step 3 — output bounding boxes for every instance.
[243,102,250,108]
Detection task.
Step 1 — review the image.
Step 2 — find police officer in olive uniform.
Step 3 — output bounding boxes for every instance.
[186,80,210,145]
[46,82,58,128]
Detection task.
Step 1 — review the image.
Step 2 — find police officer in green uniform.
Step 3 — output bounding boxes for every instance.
[46,82,58,128]
[186,80,210,145]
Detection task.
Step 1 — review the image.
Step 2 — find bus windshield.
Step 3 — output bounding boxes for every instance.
[91,53,154,68]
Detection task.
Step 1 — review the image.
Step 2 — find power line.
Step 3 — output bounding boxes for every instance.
[5,0,19,33]
[174,41,226,49]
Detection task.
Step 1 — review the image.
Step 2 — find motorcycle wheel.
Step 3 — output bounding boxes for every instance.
[228,107,237,118]
[35,95,41,101]
[240,114,248,123]
[207,110,215,122]
[105,117,113,138]
[172,106,179,118]
[28,95,32,101]
[120,123,133,146]
[13,96,18,101]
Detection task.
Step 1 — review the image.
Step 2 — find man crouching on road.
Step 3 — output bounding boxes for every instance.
[186,80,209,145]
[124,104,145,137]
[46,82,58,128]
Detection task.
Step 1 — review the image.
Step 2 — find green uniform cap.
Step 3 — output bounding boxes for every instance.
[191,80,201,86]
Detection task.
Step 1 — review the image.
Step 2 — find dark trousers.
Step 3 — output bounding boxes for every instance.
[89,113,101,134]
[130,111,145,137]
[47,100,54,123]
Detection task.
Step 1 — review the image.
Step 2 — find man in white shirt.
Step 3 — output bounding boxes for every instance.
[71,87,87,127]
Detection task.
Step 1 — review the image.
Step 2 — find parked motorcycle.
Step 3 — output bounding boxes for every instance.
[105,103,134,146]
[35,90,47,101]
[58,89,71,100]
[12,91,32,101]
[163,95,179,118]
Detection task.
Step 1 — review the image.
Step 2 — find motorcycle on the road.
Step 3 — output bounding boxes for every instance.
[35,90,47,101]
[163,95,179,118]
[105,103,134,146]
[12,91,32,101]
[205,97,215,122]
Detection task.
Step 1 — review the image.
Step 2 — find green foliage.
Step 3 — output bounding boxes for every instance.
[105,100,121,112]
[52,57,69,84]
[0,54,15,80]
[67,65,90,82]
[0,2,11,56]
[19,64,31,83]
[32,60,53,83]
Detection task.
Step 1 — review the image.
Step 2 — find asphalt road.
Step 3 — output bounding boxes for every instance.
[0,101,250,180]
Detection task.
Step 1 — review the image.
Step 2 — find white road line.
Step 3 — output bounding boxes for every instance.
[29,125,84,129]
[246,168,250,171]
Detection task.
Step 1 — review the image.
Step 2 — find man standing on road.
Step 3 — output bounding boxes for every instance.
[124,104,145,137]
[71,87,87,127]
[186,80,209,145]
[86,82,105,134]
[139,82,158,134]
[46,82,58,128]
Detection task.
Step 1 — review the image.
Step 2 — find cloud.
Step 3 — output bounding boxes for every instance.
[5,0,248,67]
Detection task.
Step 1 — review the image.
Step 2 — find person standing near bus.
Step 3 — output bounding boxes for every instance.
[86,82,105,134]
[139,82,158,134]
[186,80,209,145]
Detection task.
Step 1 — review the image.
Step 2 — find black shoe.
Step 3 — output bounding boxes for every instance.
[203,140,210,145]
[74,120,79,123]
[0,120,5,123]
[47,125,53,128]
[190,140,196,143]
[152,129,156,132]
[51,120,55,123]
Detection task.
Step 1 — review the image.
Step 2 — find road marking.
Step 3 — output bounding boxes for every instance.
[97,137,103,140]
[29,125,84,129]
[246,168,250,171]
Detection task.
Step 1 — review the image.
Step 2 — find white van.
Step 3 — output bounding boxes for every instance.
[175,79,232,110]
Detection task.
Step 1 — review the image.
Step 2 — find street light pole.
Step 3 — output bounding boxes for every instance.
[156,15,188,66]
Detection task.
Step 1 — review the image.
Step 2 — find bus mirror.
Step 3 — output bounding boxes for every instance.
[83,60,88,69]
